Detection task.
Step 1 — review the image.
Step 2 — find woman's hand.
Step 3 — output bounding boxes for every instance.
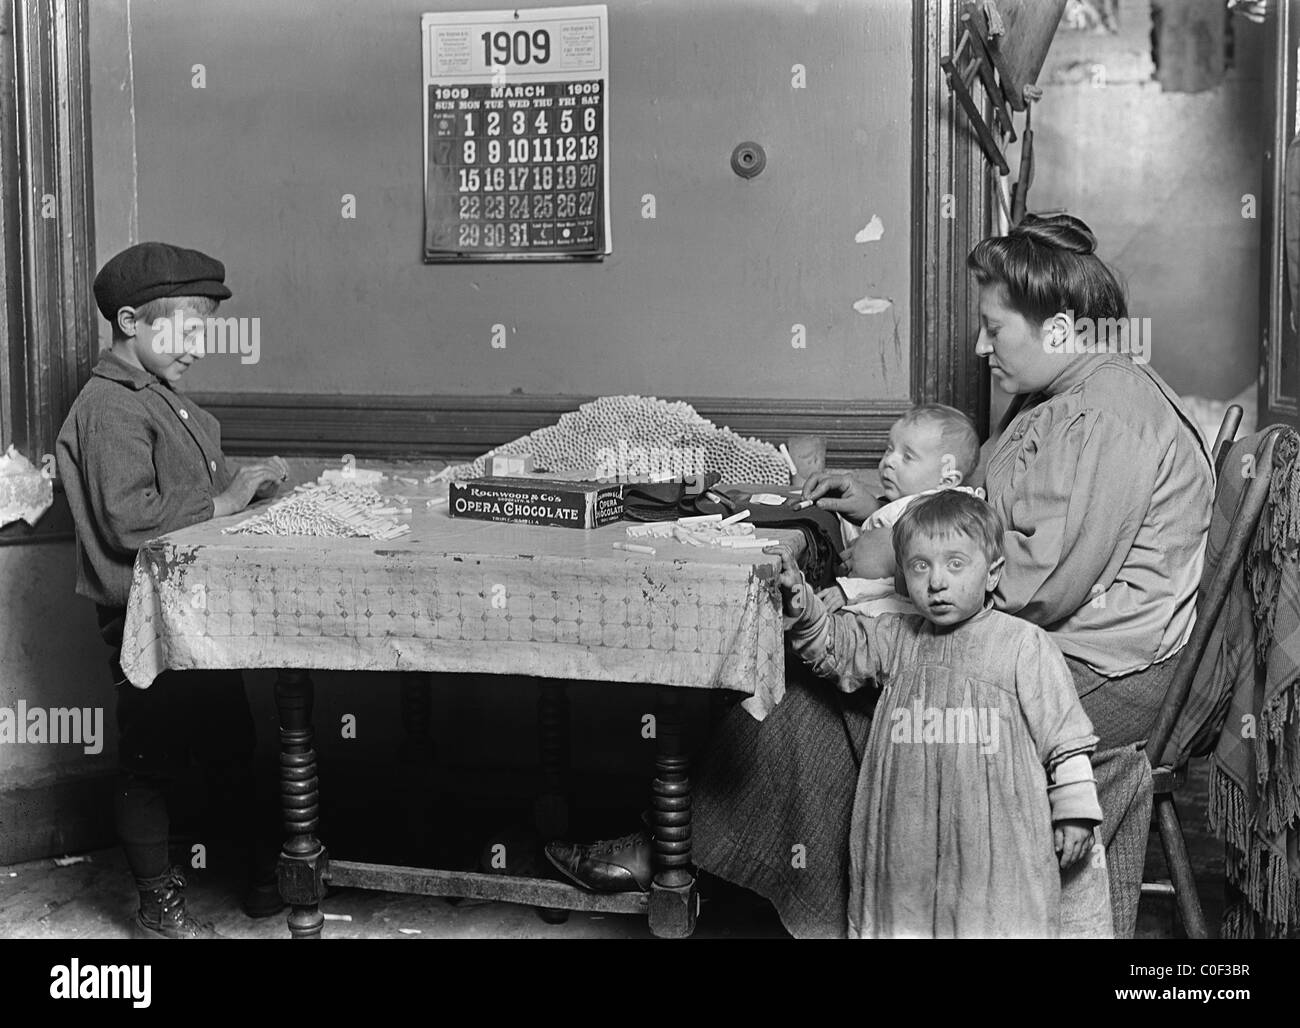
[842,529,896,579]
[802,471,881,524]
[1054,820,1095,870]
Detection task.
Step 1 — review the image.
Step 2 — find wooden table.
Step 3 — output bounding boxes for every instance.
[119,485,800,938]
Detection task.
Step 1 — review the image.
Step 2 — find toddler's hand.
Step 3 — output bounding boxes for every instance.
[815,585,846,612]
[1054,820,1095,870]
[763,542,806,615]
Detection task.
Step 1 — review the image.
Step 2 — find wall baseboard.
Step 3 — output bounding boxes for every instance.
[0,771,115,865]
[192,392,910,468]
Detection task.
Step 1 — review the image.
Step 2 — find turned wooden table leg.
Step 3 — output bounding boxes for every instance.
[648,687,697,938]
[275,670,327,940]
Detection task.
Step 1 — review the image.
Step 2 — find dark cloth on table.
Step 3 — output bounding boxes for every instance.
[693,655,1171,938]
[617,482,845,589]
[701,491,847,591]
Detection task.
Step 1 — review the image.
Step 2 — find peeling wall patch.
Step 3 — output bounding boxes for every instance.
[853,296,893,315]
[855,215,884,243]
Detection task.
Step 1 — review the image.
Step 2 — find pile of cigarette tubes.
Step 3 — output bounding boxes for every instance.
[622,510,779,551]
[224,482,412,540]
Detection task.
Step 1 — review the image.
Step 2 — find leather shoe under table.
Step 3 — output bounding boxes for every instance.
[544,831,652,893]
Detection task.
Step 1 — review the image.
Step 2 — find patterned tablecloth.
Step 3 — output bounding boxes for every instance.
[120,496,793,719]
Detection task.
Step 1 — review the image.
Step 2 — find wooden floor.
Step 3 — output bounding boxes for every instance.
[0,758,1225,940]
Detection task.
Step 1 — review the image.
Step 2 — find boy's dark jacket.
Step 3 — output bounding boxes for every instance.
[56,349,232,609]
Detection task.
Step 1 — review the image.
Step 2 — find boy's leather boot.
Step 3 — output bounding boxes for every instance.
[132,867,224,939]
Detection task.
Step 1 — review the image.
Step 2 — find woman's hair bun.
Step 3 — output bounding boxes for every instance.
[1012,212,1097,256]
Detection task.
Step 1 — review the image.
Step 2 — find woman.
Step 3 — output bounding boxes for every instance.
[548,214,1214,938]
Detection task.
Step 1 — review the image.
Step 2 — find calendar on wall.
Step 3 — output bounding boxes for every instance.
[421,6,611,262]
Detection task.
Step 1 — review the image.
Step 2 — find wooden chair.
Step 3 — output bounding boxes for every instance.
[1139,405,1283,938]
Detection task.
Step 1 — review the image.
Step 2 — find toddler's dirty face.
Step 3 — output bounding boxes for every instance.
[133,298,210,385]
[877,421,948,501]
[899,530,1001,627]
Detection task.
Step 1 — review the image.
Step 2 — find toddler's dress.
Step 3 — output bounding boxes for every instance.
[788,591,1102,938]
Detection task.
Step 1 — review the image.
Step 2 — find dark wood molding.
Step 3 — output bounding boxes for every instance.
[0,0,97,468]
[192,392,912,469]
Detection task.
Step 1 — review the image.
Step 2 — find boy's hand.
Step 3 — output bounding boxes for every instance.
[213,462,286,518]
[763,542,807,616]
[815,585,846,612]
[251,456,291,499]
[1054,820,1095,870]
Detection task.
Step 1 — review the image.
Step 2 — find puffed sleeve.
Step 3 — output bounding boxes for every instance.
[82,413,215,554]
[993,407,1161,625]
[1014,626,1102,824]
[786,581,898,692]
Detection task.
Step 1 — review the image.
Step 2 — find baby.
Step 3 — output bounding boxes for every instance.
[822,403,983,617]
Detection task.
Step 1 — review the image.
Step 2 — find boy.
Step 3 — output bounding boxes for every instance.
[57,242,288,939]
[821,403,983,616]
[766,492,1104,937]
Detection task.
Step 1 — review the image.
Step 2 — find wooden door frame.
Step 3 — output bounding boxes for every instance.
[0,0,96,545]
[1260,0,1300,429]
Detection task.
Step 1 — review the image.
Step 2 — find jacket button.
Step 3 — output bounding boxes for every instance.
[179,409,189,419]
[209,460,217,473]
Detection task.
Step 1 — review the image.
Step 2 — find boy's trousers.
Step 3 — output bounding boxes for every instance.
[96,605,266,881]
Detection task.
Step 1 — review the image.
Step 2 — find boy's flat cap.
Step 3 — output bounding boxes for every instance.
[94,242,232,321]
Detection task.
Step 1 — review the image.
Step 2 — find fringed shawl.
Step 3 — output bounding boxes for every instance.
[1171,426,1300,937]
